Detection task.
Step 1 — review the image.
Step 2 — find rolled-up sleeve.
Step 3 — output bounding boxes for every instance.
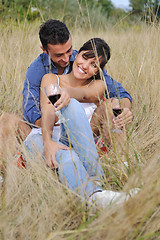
[103,69,132,103]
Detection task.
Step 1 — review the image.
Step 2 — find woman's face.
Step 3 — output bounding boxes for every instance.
[72,51,100,80]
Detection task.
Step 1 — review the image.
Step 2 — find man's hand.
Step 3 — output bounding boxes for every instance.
[54,88,70,111]
[44,140,70,169]
[113,108,133,128]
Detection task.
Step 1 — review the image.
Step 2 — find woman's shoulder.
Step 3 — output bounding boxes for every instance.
[41,73,59,87]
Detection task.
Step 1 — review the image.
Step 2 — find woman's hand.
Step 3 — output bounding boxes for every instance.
[113,108,133,128]
[54,88,70,111]
[44,140,70,169]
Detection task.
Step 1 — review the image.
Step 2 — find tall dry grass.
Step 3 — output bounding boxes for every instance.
[0,20,160,240]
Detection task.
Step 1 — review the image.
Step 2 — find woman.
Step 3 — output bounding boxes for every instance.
[25,38,137,208]
[41,37,109,120]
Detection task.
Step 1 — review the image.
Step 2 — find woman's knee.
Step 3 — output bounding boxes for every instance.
[62,98,86,123]
[65,98,81,111]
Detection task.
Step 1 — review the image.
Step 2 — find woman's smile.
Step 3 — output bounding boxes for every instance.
[77,66,87,74]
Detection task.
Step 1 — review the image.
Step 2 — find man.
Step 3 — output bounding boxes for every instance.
[23,19,133,129]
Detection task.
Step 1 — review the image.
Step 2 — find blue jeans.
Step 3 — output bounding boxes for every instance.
[25,99,103,199]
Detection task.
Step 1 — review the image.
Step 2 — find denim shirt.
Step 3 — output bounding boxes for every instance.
[22,50,132,125]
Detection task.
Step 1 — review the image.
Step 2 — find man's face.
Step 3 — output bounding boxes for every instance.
[43,37,73,69]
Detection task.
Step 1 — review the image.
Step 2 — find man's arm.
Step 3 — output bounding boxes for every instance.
[103,69,133,127]
[120,97,131,110]
[112,97,133,128]
[103,69,132,103]
[22,79,41,126]
[22,56,46,127]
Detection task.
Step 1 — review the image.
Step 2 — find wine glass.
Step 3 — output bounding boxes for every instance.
[111,97,122,133]
[44,83,61,106]
[44,83,63,124]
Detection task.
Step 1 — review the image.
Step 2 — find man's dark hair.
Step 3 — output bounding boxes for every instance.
[79,38,111,70]
[39,19,70,51]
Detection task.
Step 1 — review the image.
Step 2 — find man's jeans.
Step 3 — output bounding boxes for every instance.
[24,99,103,200]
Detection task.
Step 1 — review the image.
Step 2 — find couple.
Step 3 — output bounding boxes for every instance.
[0,19,132,159]
[23,19,132,129]
[24,20,137,208]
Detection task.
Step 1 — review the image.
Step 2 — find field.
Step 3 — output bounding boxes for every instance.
[0,20,160,240]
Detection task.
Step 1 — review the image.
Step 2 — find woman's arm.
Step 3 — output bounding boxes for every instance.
[54,80,106,111]
[40,75,69,168]
[42,73,106,109]
[54,80,105,110]
[65,80,106,103]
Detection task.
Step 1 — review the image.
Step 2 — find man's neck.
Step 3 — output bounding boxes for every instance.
[57,67,65,75]
[50,60,65,75]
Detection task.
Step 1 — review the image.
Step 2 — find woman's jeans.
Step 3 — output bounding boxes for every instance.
[25,99,103,200]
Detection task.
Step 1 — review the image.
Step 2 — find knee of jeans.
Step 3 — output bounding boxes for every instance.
[70,98,78,105]
[63,98,80,112]
[61,98,84,120]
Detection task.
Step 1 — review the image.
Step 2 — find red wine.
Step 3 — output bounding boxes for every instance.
[48,94,61,105]
[112,108,122,117]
